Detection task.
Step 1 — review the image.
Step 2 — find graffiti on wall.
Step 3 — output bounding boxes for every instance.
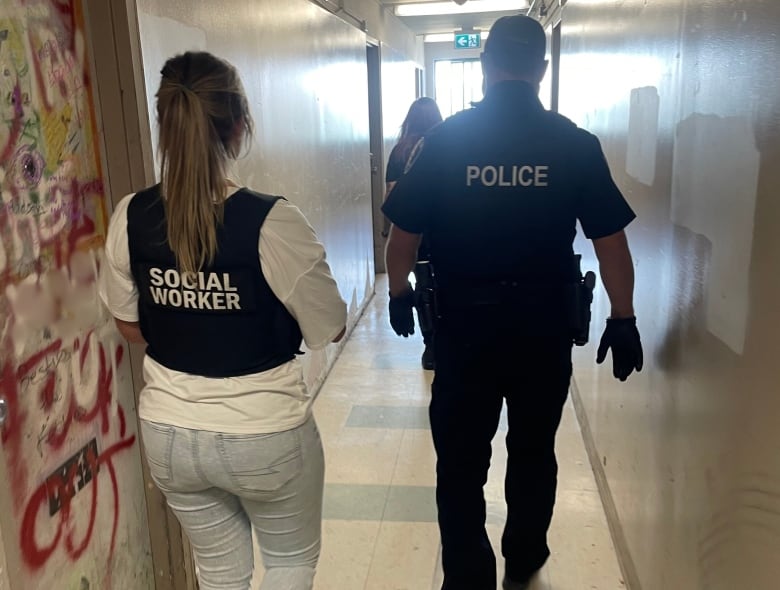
[0,1,143,586]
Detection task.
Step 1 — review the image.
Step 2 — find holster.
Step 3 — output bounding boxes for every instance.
[568,254,597,346]
[413,260,438,335]
[414,256,594,346]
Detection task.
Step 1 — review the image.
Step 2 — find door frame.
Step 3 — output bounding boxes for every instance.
[366,39,386,273]
[81,1,196,588]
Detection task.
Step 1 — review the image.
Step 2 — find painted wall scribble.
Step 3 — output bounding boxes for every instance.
[0,1,152,588]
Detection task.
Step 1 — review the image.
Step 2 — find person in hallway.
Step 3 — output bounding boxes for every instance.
[383,97,443,370]
[382,15,643,590]
[99,51,346,590]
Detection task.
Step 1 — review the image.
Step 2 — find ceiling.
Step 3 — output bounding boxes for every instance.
[379,0,531,36]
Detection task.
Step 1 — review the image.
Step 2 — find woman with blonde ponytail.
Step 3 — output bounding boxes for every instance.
[99,51,346,590]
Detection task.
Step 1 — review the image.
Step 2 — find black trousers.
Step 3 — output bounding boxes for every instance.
[430,307,572,590]
[414,253,434,346]
[415,307,434,345]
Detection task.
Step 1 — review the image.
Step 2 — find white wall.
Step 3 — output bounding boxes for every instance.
[135,0,379,391]
[559,1,780,587]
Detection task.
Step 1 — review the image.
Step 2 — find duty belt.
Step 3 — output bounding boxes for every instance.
[437,280,573,309]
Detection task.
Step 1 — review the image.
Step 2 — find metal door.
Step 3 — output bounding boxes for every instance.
[0,1,155,587]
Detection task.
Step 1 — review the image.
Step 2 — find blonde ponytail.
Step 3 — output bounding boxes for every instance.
[155,52,253,273]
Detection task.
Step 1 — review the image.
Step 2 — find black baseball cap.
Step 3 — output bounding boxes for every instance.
[483,15,546,69]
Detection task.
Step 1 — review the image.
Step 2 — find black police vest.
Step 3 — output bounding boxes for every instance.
[127,185,302,378]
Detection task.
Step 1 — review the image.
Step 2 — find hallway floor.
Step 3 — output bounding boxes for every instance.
[257,277,625,590]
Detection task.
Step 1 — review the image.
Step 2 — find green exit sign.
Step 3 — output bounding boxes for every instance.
[454,33,481,49]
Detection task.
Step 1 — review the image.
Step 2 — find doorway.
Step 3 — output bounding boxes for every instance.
[366,42,386,272]
[434,58,484,118]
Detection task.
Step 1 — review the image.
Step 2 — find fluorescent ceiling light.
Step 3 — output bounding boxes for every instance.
[396,1,527,17]
[424,31,490,43]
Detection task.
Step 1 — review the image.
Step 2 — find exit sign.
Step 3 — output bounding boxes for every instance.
[454,33,481,49]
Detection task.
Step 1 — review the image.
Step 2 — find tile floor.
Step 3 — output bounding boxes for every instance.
[255,278,625,590]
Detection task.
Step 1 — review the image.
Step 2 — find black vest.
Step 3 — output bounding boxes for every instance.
[127,185,302,378]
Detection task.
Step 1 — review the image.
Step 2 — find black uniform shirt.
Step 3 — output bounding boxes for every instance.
[382,81,635,289]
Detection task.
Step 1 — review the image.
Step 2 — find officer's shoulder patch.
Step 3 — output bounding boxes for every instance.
[404,138,425,174]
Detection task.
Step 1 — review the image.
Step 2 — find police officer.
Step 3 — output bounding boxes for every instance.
[382,15,643,590]
[383,97,444,370]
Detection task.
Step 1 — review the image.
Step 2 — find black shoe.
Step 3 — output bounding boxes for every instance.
[421,344,435,370]
[502,575,531,590]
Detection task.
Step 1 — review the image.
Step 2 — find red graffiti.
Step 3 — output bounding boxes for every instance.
[19,426,135,569]
[0,177,103,284]
[53,0,78,55]
[0,336,57,508]
[44,337,123,450]
[1,1,133,583]
[0,328,135,572]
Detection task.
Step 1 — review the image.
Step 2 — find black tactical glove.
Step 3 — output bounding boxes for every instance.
[596,317,643,382]
[388,285,415,337]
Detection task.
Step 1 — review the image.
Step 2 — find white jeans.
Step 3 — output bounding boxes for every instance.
[140,416,324,590]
